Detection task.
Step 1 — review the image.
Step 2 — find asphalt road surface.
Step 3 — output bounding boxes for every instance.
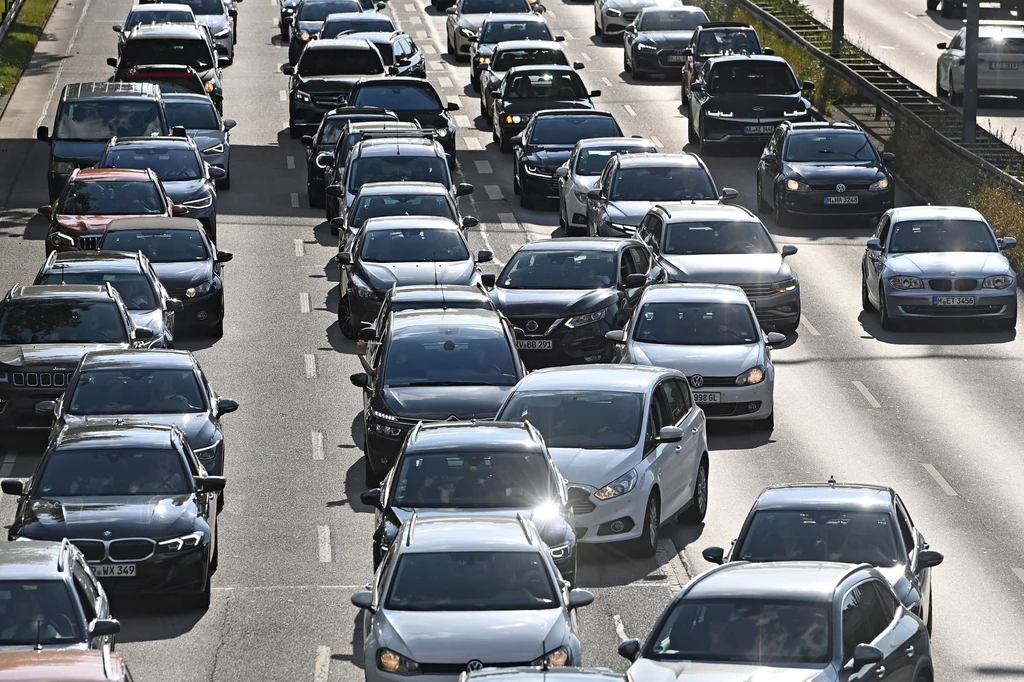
[1,0,1024,680]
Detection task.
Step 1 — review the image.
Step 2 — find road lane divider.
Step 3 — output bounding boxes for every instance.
[852,381,881,408]
[800,318,820,336]
[290,192,300,208]
[474,160,492,175]
[304,354,317,379]
[294,239,304,257]
[612,614,629,643]
[312,431,325,460]
[314,645,331,682]
[300,292,311,314]
[922,464,958,497]
[317,525,332,562]
[485,185,502,200]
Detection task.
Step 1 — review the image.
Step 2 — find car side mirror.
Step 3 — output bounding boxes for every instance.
[468,35,479,42]
[387,65,400,76]
[301,135,314,147]
[351,591,375,611]
[682,47,693,56]
[106,57,118,68]
[781,244,797,257]
[112,24,123,32]
[330,217,347,230]
[282,64,295,75]
[481,273,496,288]
[216,397,240,415]
[866,238,882,251]
[572,61,584,70]
[590,89,601,97]
[35,401,57,418]
[0,479,25,496]
[446,5,457,11]
[513,327,525,338]
[209,166,227,180]
[223,119,237,131]
[358,326,377,341]
[456,182,474,196]
[586,188,602,200]
[336,252,352,265]
[605,329,625,342]
[936,42,948,50]
[567,589,594,609]
[168,298,185,312]
[802,80,815,90]
[350,372,369,388]
[658,425,684,443]
[133,327,156,341]
[623,273,647,289]
[360,488,383,508]
[761,152,777,163]
[461,216,479,229]
[555,166,569,178]
[216,250,234,263]
[702,546,725,564]
[377,1,386,8]
[325,184,342,198]
[89,618,121,638]
[36,126,50,143]
[881,151,895,163]
[719,187,738,202]
[447,101,460,111]
[617,639,641,662]
[916,549,944,569]
[37,205,52,217]
[199,476,227,493]
[510,134,523,147]
[1001,236,1018,250]
[851,644,884,669]
[171,205,188,216]
[316,152,335,168]
[690,82,703,92]
[556,35,566,42]
[763,47,775,55]
[477,250,493,263]
[766,331,786,345]
[229,6,238,15]
[171,125,188,137]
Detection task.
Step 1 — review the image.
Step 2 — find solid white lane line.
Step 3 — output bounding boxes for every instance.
[612,614,629,643]
[300,292,311,313]
[464,137,483,151]
[0,454,15,478]
[623,104,636,116]
[405,2,416,10]
[439,76,454,89]
[286,155,296,170]
[474,160,492,174]
[294,239,304,257]
[650,135,663,148]
[312,431,325,460]
[601,77,612,87]
[37,0,94,129]
[1013,568,1024,587]
[290,192,300,208]
[454,114,471,128]
[852,381,881,409]
[317,526,332,562]
[279,90,286,101]
[922,464,959,497]
[485,185,503,200]
[800,318,821,336]
[304,354,317,379]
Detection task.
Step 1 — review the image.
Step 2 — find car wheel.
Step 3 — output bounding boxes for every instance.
[217,490,224,512]
[773,190,791,227]
[926,588,934,634]
[480,98,488,119]
[210,529,219,573]
[632,491,660,557]
[212,313,224,339]
[340,295,359,339]
[950,70,963,105]
[679,456,708,523]
[512,166,521,194]
[756,177,770,213]
[189,574,212,610]
[499,131,512,153]
[446,33,455,56]
[594,20,602,36]
[329,220,340,236]
[280,24,289,40]
[878,282,896,330]
[861,273,873,311]
[936,70,948,98]
[471,77,481,93]
[623,50,631,73]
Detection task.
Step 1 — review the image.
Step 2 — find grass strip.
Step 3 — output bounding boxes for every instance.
[0,0,60,100]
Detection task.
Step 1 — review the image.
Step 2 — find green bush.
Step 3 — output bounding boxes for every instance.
[0,0,60,100]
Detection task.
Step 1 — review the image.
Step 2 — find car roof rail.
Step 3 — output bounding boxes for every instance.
[406,513,418,546]
[57,537,73,572]
[522,419,544,446]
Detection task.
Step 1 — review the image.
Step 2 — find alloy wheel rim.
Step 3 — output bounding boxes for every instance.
[696,466,707,514]
[648,497,658,548]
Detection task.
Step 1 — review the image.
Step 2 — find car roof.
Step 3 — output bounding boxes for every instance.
[304,37,375,51]
[407,422,543,454]
[708,54,789,66]
[641,283,750,305]
[0,540,66,579]
[887,205,986,223]
[46,251,143,273]
[494,40,564,52]
[401,515,540,553]
[655,203,757,222]
[72,168,154,182]
[57,424,176,450]
[0,650,128,682]
[61,82,162,100]
[160,92,216,105]
[467,670,623,682]
[106,136,195,150]
[483,12,548,23]
[686,562,863,601]
[325,11,392,21]
[785,121,861,132]
[103,217,206,231]
[389,284,489,301]
[391,308,506,334]
[514,364,673,392]
[638,5,708,13]
[356,138,443,156]
[575,136,655,150]
[8,284,113,301]
[362,216,459,231]
[80,348,196,370]
[979,22,1024,38]
[753,483,895,513]
[125,22,208,38]
[518,237,629,253]
[507,64,580,75]
[130,3,195,11]
[356,181,448,196]
[614,152,701,169]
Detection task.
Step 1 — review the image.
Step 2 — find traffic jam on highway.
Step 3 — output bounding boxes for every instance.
[0,0,1020,678]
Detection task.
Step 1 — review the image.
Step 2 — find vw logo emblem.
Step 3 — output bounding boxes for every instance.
[752,105,764,112]
[526,320,539,332]
[949,271,956,276]
[466,660,484,672]
[689,374,704,388]
[835,183,846,193]
[102,531,113,538]
[446,415,459,422]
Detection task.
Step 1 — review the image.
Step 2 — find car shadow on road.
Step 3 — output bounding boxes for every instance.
[857,310,1018,345]
[575,517,706,589]
[112,601,205,643]
[337,612,366,669]
[339,453,375,515]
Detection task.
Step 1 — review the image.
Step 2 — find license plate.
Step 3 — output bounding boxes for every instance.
[744,125,775,135]
[933,296,975,306]
[92,564,136,578]
[692,392,721,404]
[667,55,686,62]
[516,339,553,350]
[990,61,1019,70]
[825,196,859,205]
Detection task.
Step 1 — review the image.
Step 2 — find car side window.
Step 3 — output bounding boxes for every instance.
[71,562,99,622]
[630,245,650,273]
[894,498,915,553]
[770,127,785,155]
[651,217,664,248]
[866,580,898,630]
[841,582,888,662]
[876,216,891,245]
[950,30,964,50]
[655,381,685,424]
[698,61,712,84]
[672,378,692,416]
[635,215,651,243]
[598,159,615,193]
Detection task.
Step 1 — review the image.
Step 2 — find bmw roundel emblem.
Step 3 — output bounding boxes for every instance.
[689,375,705,388]
[466,660,484,672]
[102,530,113,538]
[835,183,846,193]
[526,320,539,332]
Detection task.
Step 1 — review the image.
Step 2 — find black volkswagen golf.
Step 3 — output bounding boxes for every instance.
[484,238,652,369]
[350,308,525,485]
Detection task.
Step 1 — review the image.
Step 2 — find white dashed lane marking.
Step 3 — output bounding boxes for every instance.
[612,614,629,642]
[922,464,959,497]
[304,354,317,379]
[623,105,636,116]
[439,76,454,89]
[317,526,332,562]
[279,90,286,101]
[290,192,300,208]
[651,135,663,148]
[312,431,325,461]
[474,160,492,174]
[454,114,471,128]
[299,292,311,314]
[485,185,503,200]
[1013,568,1024,587]
[286,155,295,170]
[800,318,821,336]
[464,137,483,151]
[852,381,881,408]
[294,239,304,257]
[313,646,332,682]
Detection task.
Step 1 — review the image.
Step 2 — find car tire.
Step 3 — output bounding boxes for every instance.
[217,490,224,512]
[480,98,488,118]
[189,575,212,610]
[776,317,799,335]
[289,124,301,139]
[329,221,340,236]
[756,177,770,213]
[861,274,873,312]
[471,78,481,93]
[878,283,896,330]
[446,33,455,56]
[632,491,660,557]
[623,51,631,73]
[499,131,512,153]
[935,70,948,98]
[212,314,224,339]
[216,168,230,190]
[340,295,359,339]
[210,529,219,573]
[280,24,289,40]
[679,456,709,523]
[594,20,602,36]
[926,588,934,634]
[512,167,521,194]
[773,190,791,227]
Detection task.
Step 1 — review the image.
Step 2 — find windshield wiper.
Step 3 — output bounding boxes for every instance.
[401,380,491,386]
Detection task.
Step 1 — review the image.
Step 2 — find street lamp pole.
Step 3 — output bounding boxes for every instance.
[832,0,844,57]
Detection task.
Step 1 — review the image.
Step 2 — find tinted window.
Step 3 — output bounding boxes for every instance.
[608,166,716,201]
[888,219,998,254]
[639,9,708,31]
[709,61,798,94]
[37,272,156,311]
[0,301,127,344]
[69,368,207,415]
[177,0,225,14]
[480,20,552,42]
[164,99,219,129]
[663,221,775,255]
[391,297,490,312]
[841,584,888,660]
[100,229,210,263]
[350,83,443,111]
[101,147,203,181]
[393,451,555,507]
[783,131,879,163]
[299,48,384,76]
[126,9,194,29]
[360,227,468,262]
[55,100,163,141]
[0,581,82,644]
[504,71,588,99]
[299,0,362,21]
[528,116,622,145]
[696,29,759,56]
[386,551,557,611]
[493,48,568,71]
[736,510,901,566]
[980,37,1024,53]
[348,156,450,191]
[649,599,830,664]
[461,0,530,13]
[498,390,645,449]
[382,327,517,386]
[35,447,190,496]
[634,302,758,346]
[575,145,651,175]
[321,16,394,37]
[60,180,165,215]
[120,38,214,70]
[499,250,615,289]
[351,193,455,229]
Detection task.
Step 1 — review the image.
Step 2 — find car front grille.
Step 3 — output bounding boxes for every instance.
[77,235,101,250]
[108,539,155,561]
[622,11,638,21]
[735,281,782,298]
[928,278,979,292]
[657,49,689,67]
[689,375,736,388]
[509,317,557,336]
[419,662,534,675]
[312,91,348,107]
[568,486,595,515]
[902,305,1003,316]
[808,183,871,191]
[10,372,74,389]
[72,540,106,562]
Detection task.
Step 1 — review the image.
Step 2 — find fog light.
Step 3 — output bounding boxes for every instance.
[747,402,760,412]
[380,457,388,464]
[197,311,208,321]
[610,520,625,532]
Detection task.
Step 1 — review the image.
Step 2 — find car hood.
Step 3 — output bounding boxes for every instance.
[56,214,156,235]
[380,608,568,663]
[296,76,365,91]
[63,412,216,446]
[604,200,658,226]
[457,15,490,32]
[661,254,790,284]
[704,92,806,118]
[382,385,512,420]
[152,260,214,290]
[188,131,226,152]
[607,0,662,8]
[0,344,125,368]
[572,174,601,192]
[631,341,761,376]
[20,495,198,539]
[627,659,829,682]
[360,261,477,289]
[786,162,884,184]
[128,309,166,336]
[884,251,1010,276]
[503,99,594,116]
[491,287,617,317]
[51,140,115,166]
[161,178,210,203]
[548,446,637,488]
[196,14,229,29]
[521,146,576,170]
[636,30,694,47]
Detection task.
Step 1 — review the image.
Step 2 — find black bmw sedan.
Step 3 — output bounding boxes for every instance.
[491,65,597,152]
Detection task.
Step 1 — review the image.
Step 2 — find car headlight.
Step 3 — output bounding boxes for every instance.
[157,531,206,552]
[50,160,76,174]
[504,114,524,124]
[636,42,657,51]
[351,276,379,300]
[869,178,890,192]
[459,27,476,38]
[182,194,213,209]
[735,366,765,386]
[300,30,311,41]
[214,28,231,38]
[594,468,638,501]
[193,440,223,461]
[785,179,811,192]
[601,220,632,234]
[204,81,216,93]
[888,275,923,290]
[983,274,1014,289]
[606,7,622,16]
[706,109,733,118]
[475,55,490,64]
[377,649,420,675]
[532,647,570,667]
[565,307,607,328]
[186,280,214,298]
[435,126,451,138]
[294,89,312,102]
[202,143,225,155]
[774,278,798,293]
[548,542,571,560]
[369,407,402,437]
[574,190,590,202]
[783,109,805,117]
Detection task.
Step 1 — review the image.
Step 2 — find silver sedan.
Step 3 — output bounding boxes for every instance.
[593,0,683,43]
[861,206,1018,330]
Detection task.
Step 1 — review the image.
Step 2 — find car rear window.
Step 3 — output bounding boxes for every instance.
[60,180,165,215]
[528,116,622,145]
[36,272,157,311]
[299,48,385,76]
[0,300,128,344]
[55,100,164,141]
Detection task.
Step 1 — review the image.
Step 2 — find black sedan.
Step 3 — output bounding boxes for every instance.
[688,54,813,154]
[301,106,397,208]
[756,120,896,227]
[490,65,598,152]
[511,109,623,208]
[701,479,944,632]
[99,217,233,338]
[622,6,708,79]
[479,41,577,118]
[469,13,560,89]
[349,308,525,485]
[2,423,224,609]
[484,237,652,369]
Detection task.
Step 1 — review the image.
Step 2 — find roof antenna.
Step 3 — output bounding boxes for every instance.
[34,621,43,651]
[54,263,67,284]
[827,475,836,488]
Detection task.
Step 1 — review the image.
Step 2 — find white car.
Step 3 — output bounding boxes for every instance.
[608,283,783,429]
[494,365,709,557]
[555,136,657,237]
[936,23,1024,105]
[593,0,683,43]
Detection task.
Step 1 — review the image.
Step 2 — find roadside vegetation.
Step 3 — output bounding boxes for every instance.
[0,0,59,101]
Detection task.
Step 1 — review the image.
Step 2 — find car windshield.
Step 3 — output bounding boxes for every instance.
[504,71,587,99]
[300,0,362,21]
[383,329,518,387]
[480,20,552,42]
[393,451,555,507]
[351,194,455,229]
[36,272,157,311]
[499,250,615,289]
[633,302,758,345]
[386,551,558,611]
[493,47,567,71]
[164,99,219,129]
[68,368,206,415]
[736,510,901,566]
[120,38,214,70]
[321,16,394,37]
[360,227,468,263]
[55,101,164,141]
[575,146,650,175]
[0,301,127,344]
[348,156,450,191]
[100,229,211,263]
[498,390,645,449]
[697,29,759,57]
[101,148,203,182]
[639,10,708,31]
[59,180,165,215]
[663,221,776,255]
[888,219,998,254]
[608,166,716,201]
[299,48,384,76]
[784,132,878,163]
[35,447,191,497]
[178,0,225,14]
[709,61,798,94]
[529,116,621,145]
[0,581,83,645]
[126,9,194,29]
[350,83,443,112]
[462,0,530,14]
[649,599,830,664]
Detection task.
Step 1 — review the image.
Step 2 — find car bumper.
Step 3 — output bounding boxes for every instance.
[455,32,473,56]
[692,380,773,420]
[748,290,801,329]
[782,188,894,217]
[702,114,811,146]
[291,100,344,127]
[570,485,646,544]
[520,167,561,200]
[90,546,210,595]
[883,285,1017,321]
[632,49,686,75]
[175,288,224,328]
[514,326,616,369]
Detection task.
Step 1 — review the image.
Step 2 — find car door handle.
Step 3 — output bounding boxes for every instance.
[691,427,699,432]
[876,666,886,679]
[905,645,914,657]
[674,445,682,451]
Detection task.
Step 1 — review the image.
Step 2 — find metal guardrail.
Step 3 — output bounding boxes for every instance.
[731,0,1024,188]
[0,0,26,47]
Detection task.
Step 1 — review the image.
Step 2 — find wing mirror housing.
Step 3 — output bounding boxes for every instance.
[447,101,460,111]
[476,250,493,263]
[605,329,625,342]
[702,546,725,564]
[917,549,944,569]
[1000,236,1018,250]
[0,479,24,496]
[199,476,227,493]
[936,42,948,50]
[690,82,703,92]
[223,118,237,131]
[556,35,566,42]
[37,205,52,217]
[133,327,156,341]
[763,46,775,55]
[168,298,185,312]
[35,401,57,418]
[456,182,474,196]
[682,47,693,56]
[209,166,227,180]
[358,326,377,341]
[330,217,347,229]
[468,35,479,43]
[590,89,601,97]
[555,166,569,178]
[282,64,295,75]
[851,644,884,669]
[881,151,896,163]
[657,425,684,443]
[622,273,647,289]
[761,152,778,163]
[316,151,335,168]
[360,488,383,508]
[617,639,641,662]
[106,57,118,68]
[802,80,815,90]
[112,24,123,32]
[866,238,883,251]
[461,216,479,229]
[216,397,240,415]
[781,244,797,257]
[510,134,523,147]
[573,61,584,70]
[567,589,595,609]
[719,187,738,202]
[766,331,786,345]
[336,252,353,265]
[481,273,496,288]
[89,618,121,638]
[350,372,369,388]
[325,184,342,198]
[351,591,375,611]
[446,5,457,12]
[229,6,238,15]
[586,188,602,200]
[216,250,234,263]
[36,126,50,143]
[171,205,188,216]
[301,135,315,147]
